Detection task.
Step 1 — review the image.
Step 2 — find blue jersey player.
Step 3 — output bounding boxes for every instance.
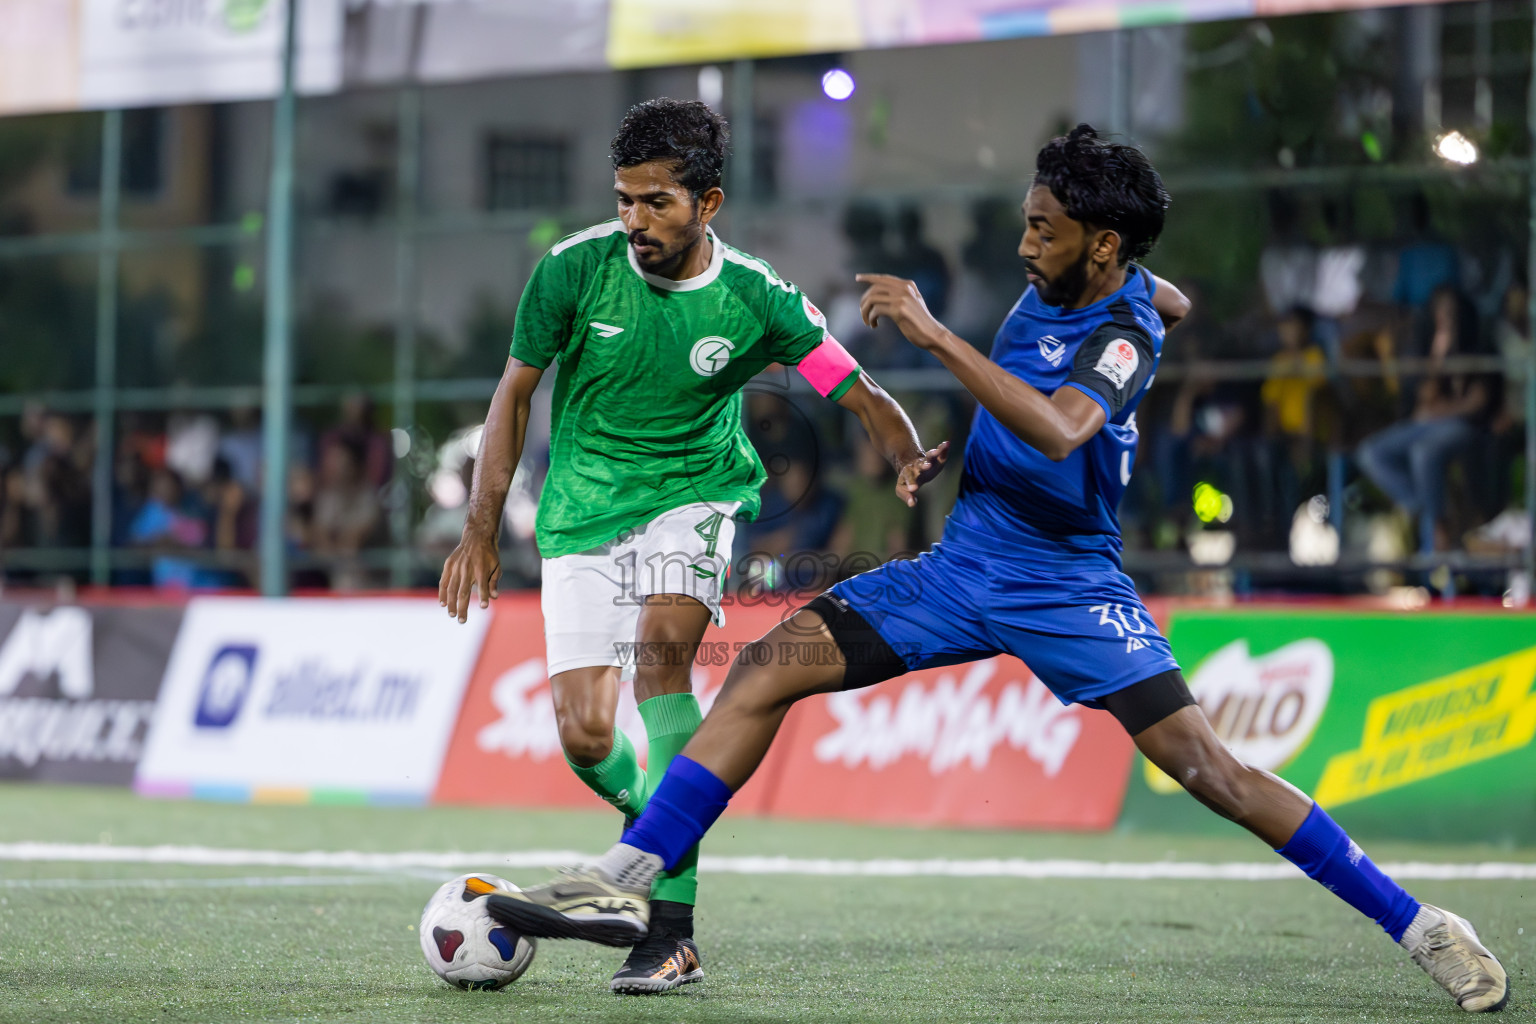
[488,125,1508,1013]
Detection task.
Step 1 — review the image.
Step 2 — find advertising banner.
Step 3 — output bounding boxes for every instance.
[435,594,1138,830]
[0,601,181,786]
[434,596,802,817]
[1119,610,1536,844]
[136,597,487,803]
[1,0,1473,116]
[765,653,1136,829]
[79,0,342,110]
[0,0,343,116]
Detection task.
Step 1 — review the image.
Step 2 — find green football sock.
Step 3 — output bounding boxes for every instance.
[565,728,648,820]
[637,692,704,906]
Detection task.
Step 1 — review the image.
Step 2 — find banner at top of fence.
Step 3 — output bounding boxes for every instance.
[0,0,1468,118]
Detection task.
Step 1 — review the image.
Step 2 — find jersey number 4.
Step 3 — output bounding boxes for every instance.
[691,511,726,579]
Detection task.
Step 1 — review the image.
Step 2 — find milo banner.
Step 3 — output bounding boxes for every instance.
[1119,610,1536,844]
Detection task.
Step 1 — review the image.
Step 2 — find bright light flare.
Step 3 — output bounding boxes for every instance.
[1434,130,1478,165]
[1193,482,1233,524]
[821,68,855,101]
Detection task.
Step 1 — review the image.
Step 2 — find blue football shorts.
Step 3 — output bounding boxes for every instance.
[828,537,1181,708]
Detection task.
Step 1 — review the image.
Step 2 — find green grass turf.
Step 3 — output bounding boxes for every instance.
[0,785,1530,1024]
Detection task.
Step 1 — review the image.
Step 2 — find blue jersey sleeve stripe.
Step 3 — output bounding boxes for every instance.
[1061,380,1112,420]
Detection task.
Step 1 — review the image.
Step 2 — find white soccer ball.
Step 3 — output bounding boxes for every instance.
[419,872,537,990]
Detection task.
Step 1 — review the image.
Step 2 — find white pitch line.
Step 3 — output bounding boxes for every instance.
[0,843,1534,880]
[0,874,421,890]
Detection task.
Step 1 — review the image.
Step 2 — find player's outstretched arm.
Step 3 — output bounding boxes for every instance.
[857,273,1104,462]
[439,356,544,622]
[833,375,948,507]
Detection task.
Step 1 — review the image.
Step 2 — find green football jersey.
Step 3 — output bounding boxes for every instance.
[511,219,859,558]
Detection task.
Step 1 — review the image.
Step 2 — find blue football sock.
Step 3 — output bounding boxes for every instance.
[1276,803,1420,942]
[621,755,733,871]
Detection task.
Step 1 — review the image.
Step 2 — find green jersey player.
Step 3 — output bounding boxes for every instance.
[438,98,945,994]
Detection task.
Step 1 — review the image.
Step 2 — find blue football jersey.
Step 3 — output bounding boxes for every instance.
[945,266,1163,562]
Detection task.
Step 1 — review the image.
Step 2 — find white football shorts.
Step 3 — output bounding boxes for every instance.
[541,501,739,679]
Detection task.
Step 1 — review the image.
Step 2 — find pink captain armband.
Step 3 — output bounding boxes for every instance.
[797,335,862,400]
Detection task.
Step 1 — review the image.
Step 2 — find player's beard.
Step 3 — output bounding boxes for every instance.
[630,213,705,278]
[1031,248,1092,308]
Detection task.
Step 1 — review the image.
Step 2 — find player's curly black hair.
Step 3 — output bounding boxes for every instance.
[611,98,730,201]
[1034,124,1170,265]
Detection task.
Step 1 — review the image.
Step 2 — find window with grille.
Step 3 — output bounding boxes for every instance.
[483,134,569,211]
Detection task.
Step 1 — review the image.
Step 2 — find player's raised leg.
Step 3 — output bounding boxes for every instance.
[1124,690,1509,1013]
[486,604,863,945]
[487,548,985,945]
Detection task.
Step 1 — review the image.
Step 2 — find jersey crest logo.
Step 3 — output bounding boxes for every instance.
[1037,335,1066,366]
[1094,338,1139,389]
[589,322,624,338]
[689,336,736,377]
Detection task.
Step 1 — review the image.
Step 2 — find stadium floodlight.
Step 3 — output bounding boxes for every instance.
[1433,130,1478,166]
[1289,496,1340,567]
[821,68,856,101]
[1187,530,1235,566]
[698,65,724,108]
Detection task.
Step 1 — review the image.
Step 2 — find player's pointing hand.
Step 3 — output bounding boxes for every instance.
[856,273,944,348]
[896,440,950,507]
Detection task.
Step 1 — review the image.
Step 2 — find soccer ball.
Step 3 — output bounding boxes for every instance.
[418,873,537,990]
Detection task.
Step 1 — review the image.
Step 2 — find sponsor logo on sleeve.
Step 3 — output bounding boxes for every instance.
[1094,338,1140,389]
[801,294,827,329]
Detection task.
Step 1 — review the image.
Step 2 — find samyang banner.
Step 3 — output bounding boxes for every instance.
[435,594,1139,830]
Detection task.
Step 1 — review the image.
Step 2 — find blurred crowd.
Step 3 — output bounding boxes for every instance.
[0,190,1530,594]
[0,395,396,590]
[1129,191,1530,577]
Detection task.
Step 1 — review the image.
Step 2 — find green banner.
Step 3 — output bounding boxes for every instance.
[1118,611,1536,844]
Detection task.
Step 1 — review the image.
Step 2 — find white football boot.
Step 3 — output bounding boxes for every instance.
[1400,904,1510,1012]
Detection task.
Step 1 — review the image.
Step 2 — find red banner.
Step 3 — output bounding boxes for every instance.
[433,596,795,816]
[434,594,1138,830]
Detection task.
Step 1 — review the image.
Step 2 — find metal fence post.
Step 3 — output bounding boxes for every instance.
[1523,0,1536,599]
[391,84,422,588]
[89,109,123,587]
[730,59,754,245]
[259,0,300,596]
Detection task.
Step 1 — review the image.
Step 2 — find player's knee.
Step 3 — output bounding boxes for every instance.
[555,705,615,766]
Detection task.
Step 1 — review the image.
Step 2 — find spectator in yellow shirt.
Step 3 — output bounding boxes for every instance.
[1262,307,1327,440]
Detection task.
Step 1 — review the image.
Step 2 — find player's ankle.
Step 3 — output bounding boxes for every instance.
[650,899,694,938]
[595,843,663,892]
